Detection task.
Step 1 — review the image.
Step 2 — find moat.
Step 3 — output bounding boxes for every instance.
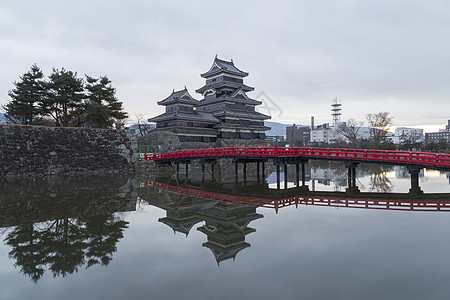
[1,162,450,300]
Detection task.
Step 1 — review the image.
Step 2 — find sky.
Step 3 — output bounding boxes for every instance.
[0,0,449,132]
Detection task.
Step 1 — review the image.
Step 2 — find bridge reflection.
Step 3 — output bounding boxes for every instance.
[142,180,450,212]
[139,178,450,264]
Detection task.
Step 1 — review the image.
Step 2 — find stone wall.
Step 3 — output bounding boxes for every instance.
[135,131,275,180]
[0,124,138,178]
[138,131,274,153]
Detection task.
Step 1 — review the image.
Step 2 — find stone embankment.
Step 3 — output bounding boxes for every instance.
[0,124,138,178]
[135,131,275,181]
[0,126,272,179]
[137,131,272,152]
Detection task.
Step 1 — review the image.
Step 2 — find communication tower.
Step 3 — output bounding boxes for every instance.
[331,98,342,127]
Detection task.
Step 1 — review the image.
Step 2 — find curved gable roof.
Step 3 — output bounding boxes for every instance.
[157,87,199,106]
[201,56,249,78]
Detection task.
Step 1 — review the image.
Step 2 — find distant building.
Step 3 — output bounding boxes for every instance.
[310,123,332,144]
[286,124,310,145]
[149,57,271,142]
[426,131,450,142]
[389,127,424,144]
[425,120,450,142]
[265,135,285,143]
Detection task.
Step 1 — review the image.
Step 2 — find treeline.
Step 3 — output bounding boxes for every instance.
[305,139,450,153]
[292,112,450,153]
[2,64,127,128]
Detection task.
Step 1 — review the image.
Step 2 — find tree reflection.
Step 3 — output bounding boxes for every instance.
[366,165,394,193]
[6,224,46,283]
[1,175,135,283]
[4,215,128,283]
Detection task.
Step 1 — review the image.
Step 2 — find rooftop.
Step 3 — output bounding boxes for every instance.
[157,88,199,106]
[201,56,249,78]
[148,111,221,123]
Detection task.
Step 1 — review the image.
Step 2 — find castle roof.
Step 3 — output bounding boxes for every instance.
[148,111,221,123]
[213,109,271,120]
[159,217,202,236]
[196,81,254,94]
[201,57,248,78]
[157,88,199,106]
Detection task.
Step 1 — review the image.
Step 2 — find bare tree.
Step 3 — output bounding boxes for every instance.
[366,112,393,148]
[398,131,424,150]
[135,114,153,136]
[337,119,364,147]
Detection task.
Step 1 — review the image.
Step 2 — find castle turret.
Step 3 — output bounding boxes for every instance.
[149,87,220,142]
[195,57,270,139]
[148,57,271,141]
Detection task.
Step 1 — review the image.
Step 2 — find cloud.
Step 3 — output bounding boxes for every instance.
[0,0,449,129]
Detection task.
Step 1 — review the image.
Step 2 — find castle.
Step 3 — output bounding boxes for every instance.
[148,56,271,142]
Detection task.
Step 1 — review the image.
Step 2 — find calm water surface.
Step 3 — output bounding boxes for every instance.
[1,163,450,300]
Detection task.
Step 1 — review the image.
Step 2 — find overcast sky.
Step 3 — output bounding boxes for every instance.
[1,0,449,132]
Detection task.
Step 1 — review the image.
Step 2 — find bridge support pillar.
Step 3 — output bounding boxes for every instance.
[262,161,265,182]
[176,162,180,180]
[185,163,189,178]
[345,161,360,193]
[257,161,260,183]
[284,164,288,189]
[408,166,423,194]
[202,162,205,183]
[302,162,306,187]
[243,162,247,186]
[235,161,239,185]
[295,163,299,186]
[276,164,281,190]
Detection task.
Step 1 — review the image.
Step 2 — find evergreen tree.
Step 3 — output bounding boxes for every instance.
[4,64,46,124]
[43,68,85,127]
[84,75,128,128]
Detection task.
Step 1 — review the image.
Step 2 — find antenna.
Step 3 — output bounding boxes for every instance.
[331,98,342,127]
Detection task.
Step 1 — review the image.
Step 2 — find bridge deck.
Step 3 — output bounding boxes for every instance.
[143,146,450,169]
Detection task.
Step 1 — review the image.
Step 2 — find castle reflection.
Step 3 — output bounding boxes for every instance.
[139,176,450,264]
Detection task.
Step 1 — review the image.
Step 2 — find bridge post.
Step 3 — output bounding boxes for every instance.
[176,162,180,180]
[301,162,306,187]
[276,164,281,190]
[262,161,265,181]
[235,161,239,185]
[243,162,247,186]
[185,162,189,178]
[408,166,423,194]
[202,162,205,183]
[295,163,299,186]
[284,164,288,189]
[345,161,360,193]
[257,161,260,183]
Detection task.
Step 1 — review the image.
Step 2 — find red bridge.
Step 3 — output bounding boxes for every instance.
[144,146,450,169]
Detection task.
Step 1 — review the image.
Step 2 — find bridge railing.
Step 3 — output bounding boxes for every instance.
[143,146,450,168]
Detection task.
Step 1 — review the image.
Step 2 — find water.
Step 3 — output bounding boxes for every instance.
[1,163,450,300]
